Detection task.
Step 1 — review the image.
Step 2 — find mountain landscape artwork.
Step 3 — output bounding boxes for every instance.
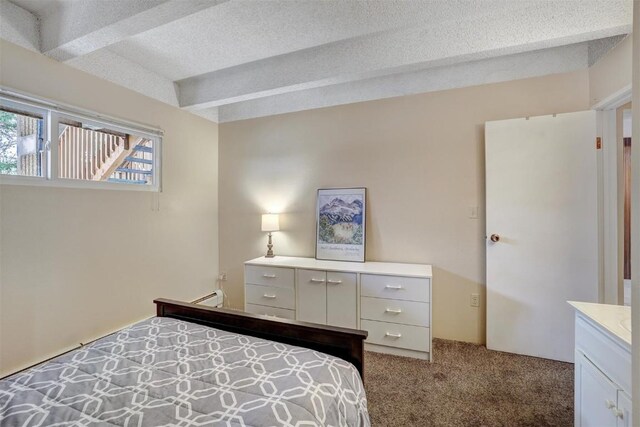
[316,188,366,262]
[318,197,363,245]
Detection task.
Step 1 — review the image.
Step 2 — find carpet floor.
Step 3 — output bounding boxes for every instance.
[364,339,574,427]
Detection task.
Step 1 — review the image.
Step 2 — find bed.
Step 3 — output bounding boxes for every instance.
[0,299,370,426]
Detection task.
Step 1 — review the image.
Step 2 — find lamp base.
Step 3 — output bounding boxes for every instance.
[265,232,275,258]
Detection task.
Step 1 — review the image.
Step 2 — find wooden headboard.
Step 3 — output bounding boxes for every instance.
[154,298,368,378]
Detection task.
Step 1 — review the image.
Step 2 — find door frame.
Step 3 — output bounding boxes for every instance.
[593,84,632,305]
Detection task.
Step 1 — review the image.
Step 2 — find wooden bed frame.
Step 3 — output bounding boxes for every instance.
[154,298,368,378]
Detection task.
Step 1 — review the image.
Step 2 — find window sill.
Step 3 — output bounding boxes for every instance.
[0,175,160,192]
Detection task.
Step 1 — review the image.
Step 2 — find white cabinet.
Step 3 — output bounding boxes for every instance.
[297,269,327,324]
[327,272,357,328]
[360,273,431,360]
[245,256,433,360]
[297,269,356,328]
[570,302,632,427]
[361,274,428,302]
[244,264,295,319]
[616,390,632,427]
[575,351,622,427]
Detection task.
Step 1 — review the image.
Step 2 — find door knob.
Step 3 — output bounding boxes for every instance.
[490,234,500,242]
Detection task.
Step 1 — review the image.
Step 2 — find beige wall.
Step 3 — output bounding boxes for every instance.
[589,36,633,107]
[0,41,219,376]
[219,70,591,344]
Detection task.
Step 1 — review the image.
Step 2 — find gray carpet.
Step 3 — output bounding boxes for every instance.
[364,339,573,427]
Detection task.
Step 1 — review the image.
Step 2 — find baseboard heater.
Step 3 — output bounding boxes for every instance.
[192,290,224,308]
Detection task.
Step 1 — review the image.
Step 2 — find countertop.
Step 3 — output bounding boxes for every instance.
[568,301,631,349]
[245,256,432,278]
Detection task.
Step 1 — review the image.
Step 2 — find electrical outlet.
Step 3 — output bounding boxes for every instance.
[218,272,227,281]
[470,293,480,307]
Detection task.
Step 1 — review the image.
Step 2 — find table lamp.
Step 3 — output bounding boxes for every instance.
[261,213,280,258]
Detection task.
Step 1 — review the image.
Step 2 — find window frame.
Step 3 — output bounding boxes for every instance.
[0,98,49,183]
[0,93,162,192]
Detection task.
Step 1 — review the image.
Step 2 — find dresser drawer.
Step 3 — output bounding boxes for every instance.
[361,274,429,302]
[361,320,429,352]
[361,297,429,327]
[245,284,295,310]
[245,303,295,320]
[245,265,295,289]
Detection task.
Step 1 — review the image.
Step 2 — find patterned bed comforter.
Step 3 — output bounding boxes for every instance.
[0,317,369,427]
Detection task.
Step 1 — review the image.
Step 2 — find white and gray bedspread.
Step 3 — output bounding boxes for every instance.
[0,317,369,427]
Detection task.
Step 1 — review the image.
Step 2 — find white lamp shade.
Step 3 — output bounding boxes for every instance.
[261,214,280,232]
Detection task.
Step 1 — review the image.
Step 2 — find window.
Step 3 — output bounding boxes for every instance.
[0,102,46,178]
[0,95,161,191]
[57,117,156,186]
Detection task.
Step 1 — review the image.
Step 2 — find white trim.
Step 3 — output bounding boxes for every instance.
[0,99,49,179]
[0,86,164,138]
[591,84,632,111]
[155,132,163,193]
[601,109,619,304]
[623,109,632,138]
[48,111,59,181]
[631,3,639,425]
[0,174,159,192]
[597,111,605,303]
[596,85,632,306]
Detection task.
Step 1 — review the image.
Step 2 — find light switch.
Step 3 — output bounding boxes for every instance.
[468,206,479,219]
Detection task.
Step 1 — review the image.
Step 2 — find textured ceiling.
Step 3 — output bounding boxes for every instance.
[9,0,67,16]
[0,0,634,123]
[108,0,515,81]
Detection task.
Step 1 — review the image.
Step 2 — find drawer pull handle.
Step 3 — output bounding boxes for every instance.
[310,278,326,283]
[263,294,277,299]
[385,332,402,338]
[385,285,404,290]
[262,274,276,278]
[385,308,402,314]
[605,400,616,409]
[327,280,343,284]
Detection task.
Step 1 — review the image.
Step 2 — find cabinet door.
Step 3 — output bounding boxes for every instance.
[326,272,357,328]
[616,390,632,427]
[575,352,618,427]
[297,269,327,324]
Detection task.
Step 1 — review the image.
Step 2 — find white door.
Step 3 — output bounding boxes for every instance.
[326,272,357,328]
[486,110,599,362]
[297,269,327,324]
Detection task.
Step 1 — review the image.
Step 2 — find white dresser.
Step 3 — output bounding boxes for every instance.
[244,256,433,361]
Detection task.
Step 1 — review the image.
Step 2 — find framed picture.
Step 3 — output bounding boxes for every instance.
[316,187,366,262]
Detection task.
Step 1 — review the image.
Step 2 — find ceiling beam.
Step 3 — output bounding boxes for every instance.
[216,41,593,123]
[41,0,229,62]
[66,49,180,107]
[0,0,39,52]
[178,0,631,111]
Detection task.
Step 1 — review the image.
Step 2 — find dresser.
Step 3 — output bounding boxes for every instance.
[244,256,433,361]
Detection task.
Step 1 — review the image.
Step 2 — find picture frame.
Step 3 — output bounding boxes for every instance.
[316,187,366,262]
